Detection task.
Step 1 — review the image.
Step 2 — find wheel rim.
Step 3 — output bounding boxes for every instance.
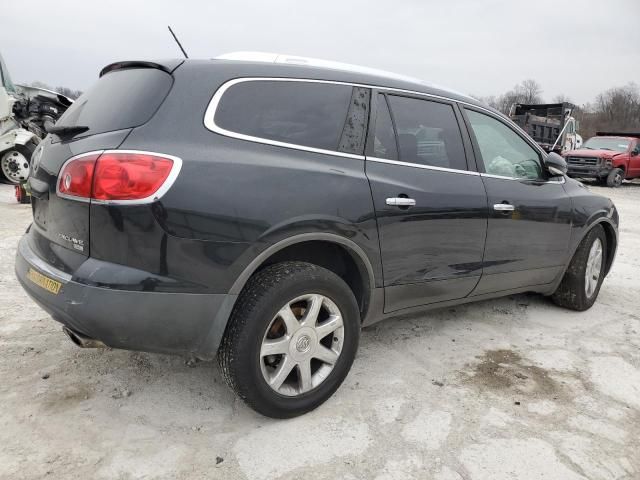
[585,238,603,298]
[1,150,30,184]
[259,293,344,397]
[614,173,622,186]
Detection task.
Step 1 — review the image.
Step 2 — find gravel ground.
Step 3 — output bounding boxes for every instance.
[0,181,639,480]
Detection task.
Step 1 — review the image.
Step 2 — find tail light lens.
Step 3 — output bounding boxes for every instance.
[57,151,180,203]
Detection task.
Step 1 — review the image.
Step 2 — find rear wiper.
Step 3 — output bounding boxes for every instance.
[46,125,90,138]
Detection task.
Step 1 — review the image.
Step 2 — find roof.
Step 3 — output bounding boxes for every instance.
[212,51,482,107]
[99,53,490,111]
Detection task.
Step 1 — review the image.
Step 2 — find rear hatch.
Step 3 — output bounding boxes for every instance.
[28,65,175,265]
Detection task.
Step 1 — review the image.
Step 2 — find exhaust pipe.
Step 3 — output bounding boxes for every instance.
[62,326,106,349]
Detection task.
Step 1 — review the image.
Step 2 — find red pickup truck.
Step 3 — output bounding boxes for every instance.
[564,132,640,187]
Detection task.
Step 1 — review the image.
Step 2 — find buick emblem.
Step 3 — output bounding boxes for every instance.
[296,335,311,353]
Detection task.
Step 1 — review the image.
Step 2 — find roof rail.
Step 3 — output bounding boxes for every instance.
[215,51,429,86]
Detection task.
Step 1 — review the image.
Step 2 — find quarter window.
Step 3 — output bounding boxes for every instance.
[386,95,467,170]
[466,109,543,180]
[214,81,367,153]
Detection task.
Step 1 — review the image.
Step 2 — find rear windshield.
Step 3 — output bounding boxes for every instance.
[54,68,172,138]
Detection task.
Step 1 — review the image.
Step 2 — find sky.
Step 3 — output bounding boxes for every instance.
[2,0,639,105]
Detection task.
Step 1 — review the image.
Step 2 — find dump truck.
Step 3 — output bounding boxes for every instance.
[509,102,582,154]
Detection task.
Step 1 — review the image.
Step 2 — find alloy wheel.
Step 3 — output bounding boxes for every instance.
[584,238,603,298]
[260,293,344,396]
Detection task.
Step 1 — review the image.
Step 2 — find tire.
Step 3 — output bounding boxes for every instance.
[0,142,36,184]
[218,261,360,418]
[605,168,624,188]
[552,225,607,311]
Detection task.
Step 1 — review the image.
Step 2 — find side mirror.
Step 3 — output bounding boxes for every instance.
[631,147,639,156]
[544,152,567,176]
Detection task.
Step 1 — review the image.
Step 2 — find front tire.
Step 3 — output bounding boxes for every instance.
[218,261,360,418]
[606,168,624,188]
[552,225,607,311]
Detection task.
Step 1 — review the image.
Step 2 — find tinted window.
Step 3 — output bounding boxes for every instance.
[215,81,356,152]
[373,94,398,160]
[387,96,466,170]
[56,68,173,138]
[466,109,543,179]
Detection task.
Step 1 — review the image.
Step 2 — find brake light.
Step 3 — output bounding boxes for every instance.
[93,152,174,201]
[57,151,180,202]
[58,153,101,199]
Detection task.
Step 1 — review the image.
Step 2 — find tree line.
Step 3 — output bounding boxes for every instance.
[26,81,83,100]
[475,80,640,139]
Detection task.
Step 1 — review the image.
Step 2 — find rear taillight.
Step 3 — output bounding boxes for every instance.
[58,153,101,200]
[57,151,181,203]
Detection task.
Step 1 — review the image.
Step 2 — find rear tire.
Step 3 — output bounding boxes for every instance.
[551,225,607,311]
[606,168,624,188]
[218,261,360,418]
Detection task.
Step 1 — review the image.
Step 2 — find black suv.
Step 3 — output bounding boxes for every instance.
[15,54,618,418]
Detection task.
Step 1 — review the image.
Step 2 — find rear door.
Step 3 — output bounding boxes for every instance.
[462,107,572,294]
[366,93,488,312]
[28,67,173,262]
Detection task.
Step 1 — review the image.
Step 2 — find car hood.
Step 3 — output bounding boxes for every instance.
[564,149,625,159]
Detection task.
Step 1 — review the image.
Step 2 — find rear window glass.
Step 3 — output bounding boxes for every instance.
[54,68,172,138]
[387,95,467,170]
[214,81,363,153]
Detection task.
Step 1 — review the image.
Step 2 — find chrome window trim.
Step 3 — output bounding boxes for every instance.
[203,77,542,160]
[367,156,480,176]
[480,172,566,184]
[203,77,366,160]
[56,150,183,205]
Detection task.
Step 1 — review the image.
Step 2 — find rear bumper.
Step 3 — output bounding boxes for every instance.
[15,235,235,358]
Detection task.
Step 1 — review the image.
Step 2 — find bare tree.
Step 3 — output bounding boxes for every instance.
[553,94,572,103]
[518,79,543,104]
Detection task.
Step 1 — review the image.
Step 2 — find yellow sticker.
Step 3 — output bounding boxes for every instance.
[26,268,62,295]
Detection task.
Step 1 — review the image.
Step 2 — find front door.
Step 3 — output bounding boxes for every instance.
[462,107,573,295]
[366,93,488,312]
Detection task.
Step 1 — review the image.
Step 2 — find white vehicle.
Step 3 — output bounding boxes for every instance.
[0,54,37,184]
[0,52,73,184]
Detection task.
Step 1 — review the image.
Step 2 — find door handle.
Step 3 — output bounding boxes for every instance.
[493,203,515,212]
[386,197,416,207]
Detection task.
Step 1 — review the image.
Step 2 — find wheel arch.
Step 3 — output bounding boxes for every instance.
[549,217,618,297]
[573,218,618,276]
[229,233,376,320]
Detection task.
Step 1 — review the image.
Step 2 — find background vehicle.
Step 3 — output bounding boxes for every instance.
[0,52,72,184]
[15,55,618,418]
[564,132,640,187]
[509,102,582,154]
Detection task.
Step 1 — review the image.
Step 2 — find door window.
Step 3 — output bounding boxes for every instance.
[466,109,544,180]
[387,95,467,170]
[372,94,398,160]
[214,80,367,153]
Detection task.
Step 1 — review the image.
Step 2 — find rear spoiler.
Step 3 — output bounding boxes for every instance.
[596,131,640,138]
[99,59,184,77]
